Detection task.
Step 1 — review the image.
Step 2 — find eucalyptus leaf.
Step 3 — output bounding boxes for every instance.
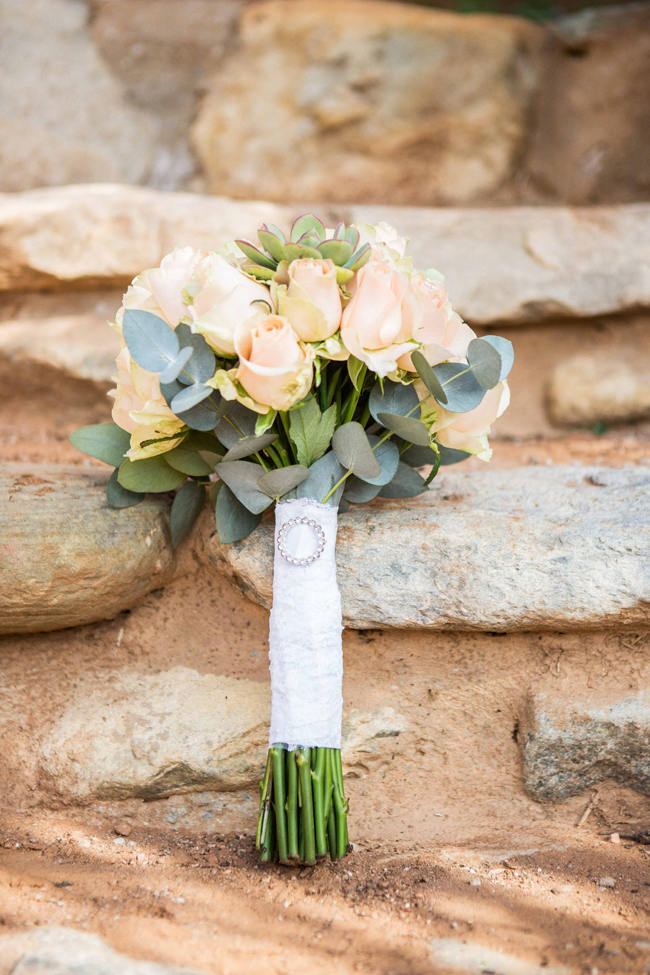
[122,309,179,373]
[289,396,336,467]
[296,451,345,506]
[117,456,186,493]
[215,484,261,544]
[481,334,514,381]
[176,393,224,431]
[467,337,502,390]
[164,443,215,476]
[376,412,430,446]
[215,460,273,514]
[437,444,472,465]
[170,480,205,548]
[379,462,429,498]
[159,346,193,385]
[433,363,485,413]
[160,379,182,408]
[175,332,216,385]
[258,464,309,498]
[332,422,381,479]
[170,383,212,414]
[343,476,382,504]
[106,468,144,508]
[355,436,399,486]
[369,380,420,424]
[411,350,448,404]
[215,402,257,448]
[223,432,278,462]
[69,422,131,468]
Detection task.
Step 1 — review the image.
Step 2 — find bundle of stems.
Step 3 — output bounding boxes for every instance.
[256,745,349,864]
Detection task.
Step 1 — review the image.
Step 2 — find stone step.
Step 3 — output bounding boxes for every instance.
[1,462,648,635]
[207,464,650,632]
[0,464,175,634]
[1,184,648,325]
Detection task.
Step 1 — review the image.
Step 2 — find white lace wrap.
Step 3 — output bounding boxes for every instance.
[268,498,342,750]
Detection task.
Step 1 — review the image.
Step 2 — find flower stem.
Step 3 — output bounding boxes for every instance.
[286,748,299,860]
[297,748,316,865]
[312,748,328,858]
[271,745,289,863]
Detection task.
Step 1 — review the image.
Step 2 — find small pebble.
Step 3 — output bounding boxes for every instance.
[609,832,620,844]
[114,822,132,837]
[598,877,616,888]
[470,878,481,887]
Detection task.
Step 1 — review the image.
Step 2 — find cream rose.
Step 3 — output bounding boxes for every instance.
[109,346,186,461]
[340,261,416,377]
[190,253,272,356]
[216,314,314,413]
[399,275,476,370]
[428,382,510,461]
[125,246,200,328]
[276,258,342,341]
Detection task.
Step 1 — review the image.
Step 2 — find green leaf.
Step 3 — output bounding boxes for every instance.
[255,409,277,435]
[317,239,353,265]
[164,443,215,476]
[379,462,428,498]
[296,451,345,506]
[332,422,381,479]
[159,346,193,385]
[288,396,336,467]
[282,243,322,262]
[258,464,310,498]
[171,383,212,414]
[377,412,431,446]
[243,264,275,281]
[411,350,448,405]
[215,402,257,448]
[369,380,420,424]
[258,230,287,263]
[343,226,360,249]
[467,338,502,390]
[481,335,514,381]
[437,444,472,466]
[223,433,278,461]
[290,214,325,242]
[432,363,485,413]
[235,240,276,269]
[346,356,366,393]
[175,392,224,431]
[344,243,371,270]
[117,456,186,493]
[343,476,382,504]
[69,422,131,468]
[215,460,273,514]
[170,480,205,548]
[215,484,261,543]
[355,436,399,486]
[123,309,179,373]
[105,468,144,508]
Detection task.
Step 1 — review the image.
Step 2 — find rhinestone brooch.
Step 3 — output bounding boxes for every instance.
[276,516,326,566]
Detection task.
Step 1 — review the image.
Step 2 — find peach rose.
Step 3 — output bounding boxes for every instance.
[125,246,200,328]
[109,346,186,461]
[276,258,342,341]
[398,275,476,370]
[190,253,272,356]
[341,261,416,376]
[429,382,510,461]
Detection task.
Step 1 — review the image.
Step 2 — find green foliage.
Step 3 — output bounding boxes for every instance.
[117,455,186,493]
[215,484,261,544]
[69,422,131,468]
[379,462,428,498]
[332,422,381,480]
[296,452,345,507]
[105,468,144,508]
[215,460,274,514]
[122,309,179,372]
[258,465,310,499]
[289,396,337,467]
[170,481,205,548]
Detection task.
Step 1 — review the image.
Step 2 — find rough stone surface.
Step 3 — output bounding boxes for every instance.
[0,464,175,635]
[38,666,407,801]
[520,683,650,800]
[193,0,544,206]
[0,0,156,192]
[0,926,205,975]
[429,939,570,975]
[2,185,649,326]
[547,354,650,426]
[205,465,650,632]
[530,3,650,205]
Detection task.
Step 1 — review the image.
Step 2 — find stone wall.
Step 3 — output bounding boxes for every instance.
[0,0,648,204]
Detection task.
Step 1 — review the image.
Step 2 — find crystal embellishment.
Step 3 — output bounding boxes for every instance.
[276,516,326,566]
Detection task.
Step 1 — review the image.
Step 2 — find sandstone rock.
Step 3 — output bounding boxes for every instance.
[547,354,650,426]
[204,465,650,631]
[192,0,544,206]
[0,0,156,192]
[2,185,649,326]
[529,3,650,205]
[429,938,570,975]
[0,927,205,975]
[0,464,175,634]
[519,683,650,800]
[38,666,408,801]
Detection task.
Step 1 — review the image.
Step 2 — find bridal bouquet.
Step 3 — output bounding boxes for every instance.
[71,214,513,865]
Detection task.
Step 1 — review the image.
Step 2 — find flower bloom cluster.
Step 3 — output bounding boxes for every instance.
[109,222,509,462]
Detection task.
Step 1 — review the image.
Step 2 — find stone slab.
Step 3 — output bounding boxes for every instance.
[1,185,648,325]
[0,464,175,634]
[205,465,650,632]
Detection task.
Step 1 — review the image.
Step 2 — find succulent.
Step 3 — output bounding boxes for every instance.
[236,214,371,284]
